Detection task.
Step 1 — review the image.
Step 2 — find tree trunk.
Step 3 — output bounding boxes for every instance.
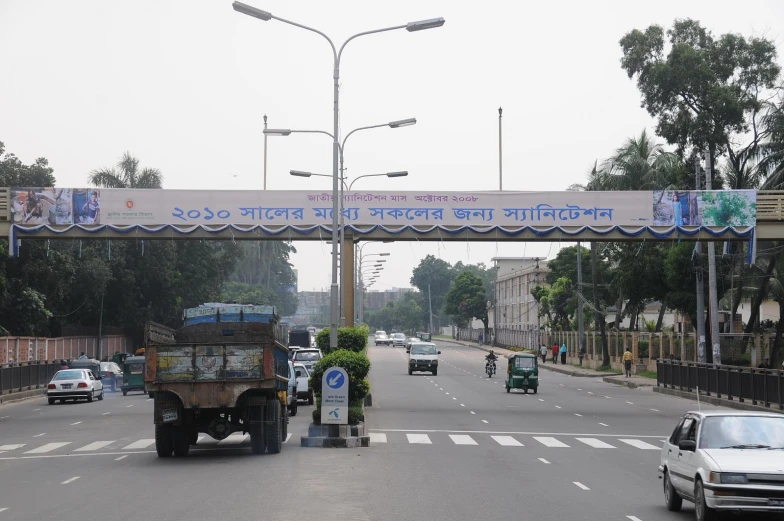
[655,300,666,332]
[592,243,610,366]
[614,290,623,329]
[743,253,779,336]
[773,301,784,370]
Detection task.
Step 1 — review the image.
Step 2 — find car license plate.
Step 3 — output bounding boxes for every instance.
[769,499,784,507]
[61,384,72,389]
[161,409,178,422]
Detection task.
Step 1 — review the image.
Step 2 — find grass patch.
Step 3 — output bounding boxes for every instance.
[434,334,452,340]
[638,370,657,379]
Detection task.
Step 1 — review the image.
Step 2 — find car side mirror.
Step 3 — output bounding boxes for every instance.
[678,440,696,452]
[438,351,441,355]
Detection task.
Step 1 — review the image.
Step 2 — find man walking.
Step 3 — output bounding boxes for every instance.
[539,344,548,363]
[623,347,633,377]
[552,343,559,364]
[559,343,567,365]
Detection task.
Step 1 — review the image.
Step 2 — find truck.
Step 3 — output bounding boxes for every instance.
[288,330,311,349]
[144,303,290,457]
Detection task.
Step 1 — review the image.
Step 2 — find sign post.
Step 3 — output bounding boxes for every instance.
[321,366,349,425]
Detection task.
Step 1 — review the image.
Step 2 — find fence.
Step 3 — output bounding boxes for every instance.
[0,361,61,395]
[0,335,132,365]
[656,359,784,410]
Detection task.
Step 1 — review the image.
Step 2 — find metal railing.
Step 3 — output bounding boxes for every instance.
[0,361,60,395]
[656,360,783,410]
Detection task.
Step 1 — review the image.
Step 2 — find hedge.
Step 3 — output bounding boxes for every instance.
[315,325,369,355]
[309,348,371,425]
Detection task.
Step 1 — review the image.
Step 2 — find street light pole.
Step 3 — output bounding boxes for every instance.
[263,114,268,190]
[233,2,444,349]
[498,107,503,191]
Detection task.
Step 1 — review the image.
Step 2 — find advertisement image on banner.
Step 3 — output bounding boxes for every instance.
[652,189,756,227]
[10,187,100,225]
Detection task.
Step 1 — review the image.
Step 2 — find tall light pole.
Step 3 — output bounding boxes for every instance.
[235,1,444,350]
[498,107,503,191]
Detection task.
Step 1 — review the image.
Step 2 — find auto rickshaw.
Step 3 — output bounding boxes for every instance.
[505,353,539,394]
[121,355,148,396]
[112,352,130,366]
[417,332,432,342]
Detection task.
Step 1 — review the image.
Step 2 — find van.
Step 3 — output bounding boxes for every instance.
[408,342,440,376]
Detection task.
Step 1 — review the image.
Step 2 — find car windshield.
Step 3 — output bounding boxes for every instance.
[514,357,535,369]
[699,416,784,449]
[54,370,84,380]
[411,345,437,355]
[295,352,321,362]
[100,362,115,371]
[393,334,405,339]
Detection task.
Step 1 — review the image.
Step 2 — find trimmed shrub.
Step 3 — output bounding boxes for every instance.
[315,326,368,355]
[310,350,371,403]
[312,405,364,425]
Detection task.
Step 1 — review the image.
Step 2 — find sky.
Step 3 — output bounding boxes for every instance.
[2,0,784,293]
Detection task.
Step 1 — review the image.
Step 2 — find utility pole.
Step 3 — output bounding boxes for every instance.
[498,107,503,191]
[535,258,540,346]
[695,159,707,363]
[98,291,104,360]
[263,114,268,190]
[705,153,722,364]
[428,284,434,334]
[576,242,585,359]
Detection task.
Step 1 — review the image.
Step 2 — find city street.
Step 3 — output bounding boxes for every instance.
[0,340,723,521]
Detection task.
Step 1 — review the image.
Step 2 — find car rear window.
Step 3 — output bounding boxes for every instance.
[55,370,84,380]
[294,352,321,362]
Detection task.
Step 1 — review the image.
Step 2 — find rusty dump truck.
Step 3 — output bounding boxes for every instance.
[144,303,290,457]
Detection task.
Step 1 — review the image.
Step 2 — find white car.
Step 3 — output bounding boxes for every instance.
[292,348,322,374]
[293,362,314,405]
[391,333,407,347]
[658,410,784,521]
[47,369,104,404]
[408,342,440,375]
[375,334,392,346]
[374,330,386,339]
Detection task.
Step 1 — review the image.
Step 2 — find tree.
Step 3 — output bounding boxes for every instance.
[225,242,299,316]
[0,142,56,187]
[410,255,454,330]
[444,271,487,330]
[88,151,163,188]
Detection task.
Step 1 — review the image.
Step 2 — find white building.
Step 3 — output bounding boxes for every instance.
[489,257,550,331]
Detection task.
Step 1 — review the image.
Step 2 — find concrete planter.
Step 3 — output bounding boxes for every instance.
[301,421,370,448]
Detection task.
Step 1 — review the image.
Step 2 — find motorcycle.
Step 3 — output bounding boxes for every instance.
[485,359,496,378]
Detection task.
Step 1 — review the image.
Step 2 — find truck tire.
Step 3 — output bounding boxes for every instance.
[172,427,190,457]
[264,401,282,454]
[249,406,265,455]
[289,401,298,417]
[155,424,174,458]
[308,391,314,406]
[282,405,288,441]
[187,429,199,445]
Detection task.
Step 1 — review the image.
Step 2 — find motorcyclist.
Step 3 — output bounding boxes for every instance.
[485,350,498,375]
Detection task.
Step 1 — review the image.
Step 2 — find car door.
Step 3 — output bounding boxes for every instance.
[668,416,695,495]
[295,365,309,395]
[88,371,101,393]
[676,417,700,493]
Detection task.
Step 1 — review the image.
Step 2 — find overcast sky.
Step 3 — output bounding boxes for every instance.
[2,0,783,293]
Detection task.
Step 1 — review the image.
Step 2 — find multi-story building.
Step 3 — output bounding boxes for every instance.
[290,290,330,326]
[490,257,550,331]
[364,287,416,312]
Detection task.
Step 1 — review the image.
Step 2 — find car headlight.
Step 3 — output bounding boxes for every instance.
[720,473,748,484]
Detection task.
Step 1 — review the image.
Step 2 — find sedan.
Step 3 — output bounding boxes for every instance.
[375,334,392,346]
[47,369,104,404]
[659,410,784,521]
[391,333,407,347]
[405,337,420,353]
[100,362,123,392]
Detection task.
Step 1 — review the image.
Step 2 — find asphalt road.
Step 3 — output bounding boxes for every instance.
[0,339,726,521]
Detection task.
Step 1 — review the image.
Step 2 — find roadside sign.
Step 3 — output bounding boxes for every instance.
[321,366,349,425]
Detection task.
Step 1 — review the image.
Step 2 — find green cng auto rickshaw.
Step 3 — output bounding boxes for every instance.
[417,332,432,342]
[505,353,539,394]
[121,356,148,396]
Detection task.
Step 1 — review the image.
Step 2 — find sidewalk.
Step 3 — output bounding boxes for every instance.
[434,337,655,389]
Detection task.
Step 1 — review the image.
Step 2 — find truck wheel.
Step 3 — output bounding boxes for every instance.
[249,406,265,455]
[533,387,538,394]
[432,369,437,376]
[172,427,190,457]
[264,401,282,454]
[289,401,298,417]
[281,404,288,441]
[148,391,155,398]
[506,386,510,393]
[188,429,199,445]
[155,424,174,458]
[122,389,128,396]
[308,391,314,405]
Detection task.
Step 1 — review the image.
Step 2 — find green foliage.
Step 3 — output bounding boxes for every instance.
[315,326,368,354]
[444,271,487,329]
[366,293,423,334]
[312,405,364,425]
[224,242,298,316]
[87,151,163,188]
[700,191,756,227]
[309,349,371,403]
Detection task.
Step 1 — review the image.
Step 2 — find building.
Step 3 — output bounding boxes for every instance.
[490,257,550,331]
[290,290,330,326]
[364,287,416,312]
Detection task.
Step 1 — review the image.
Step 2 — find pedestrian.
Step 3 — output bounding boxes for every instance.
[60,359,68,370]
[478,331,484,346]
[78,352,88,360]
[623,347,633,377]
[758,356,771,369]
[552,343,559,364]
[540,344,548,364]
[559,343,567,365]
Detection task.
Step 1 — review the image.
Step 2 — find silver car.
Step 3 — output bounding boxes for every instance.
[659,410,784,520]
[391,333,407,347]
[47,369,104,404]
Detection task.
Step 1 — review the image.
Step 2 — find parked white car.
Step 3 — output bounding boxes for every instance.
[658,410,784,521]
[47,369,104,404]
[293,362,314,405]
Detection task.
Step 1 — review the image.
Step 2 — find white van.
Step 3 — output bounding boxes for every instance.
[408,342,440,376]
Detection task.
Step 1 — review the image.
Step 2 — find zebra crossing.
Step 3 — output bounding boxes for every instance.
[369,432,664,451]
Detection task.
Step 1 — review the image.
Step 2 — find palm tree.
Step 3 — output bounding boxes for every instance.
[600,129,681,191]
[88,152,163,188]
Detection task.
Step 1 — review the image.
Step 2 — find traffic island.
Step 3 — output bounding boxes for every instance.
[300,422,370,448]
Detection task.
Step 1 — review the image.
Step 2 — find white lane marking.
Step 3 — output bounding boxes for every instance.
[369,429,666,439]
[577,389,582,391]
[218,433,248,445]
[439,388,444,391]
[369,433,387,443]
[25,442,70,454]
[32,433,46,438]
[0,508,7,513]
[32,408,41,411]
[573,482,590,491]
[559,384,564,386]
[574,413,582,417]
[481,420,489,424]
[70,421,82,426]
[538,399,544,402]
[533,437,570,448]
[0,416,8,419]
[0,445,25,451]
[460,403,465,407]
[538,458,550,464]
[576,437,617,449]
[492,436,523,447]
[626,401,634,405]
[452,397,457,400]
[146,398,153,401]
[626,516,643,521]
[619,439,661,450]
[599,423,609,427]
[650,408,660,412]
[284,433,292,443]
[449,435,478,445]
[61,476,80,485]
[101,412,111,416]
[126,404,134,408]
[587,392,594,395]
[554,405,562,409]
[470,411,476,415]
[406,434,432,444]
[75,441,115,452]
[114,455,128,461]
[122,439,155,450]
[445,392,449,395]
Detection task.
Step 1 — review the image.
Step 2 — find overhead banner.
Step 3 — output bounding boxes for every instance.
[8,188,757,228]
